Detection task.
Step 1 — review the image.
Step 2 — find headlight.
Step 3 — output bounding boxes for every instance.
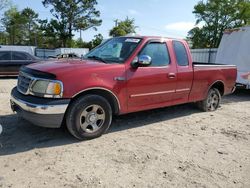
[30,79,63,98]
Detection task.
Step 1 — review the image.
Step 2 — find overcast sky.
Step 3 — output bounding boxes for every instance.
[11,0,200,41]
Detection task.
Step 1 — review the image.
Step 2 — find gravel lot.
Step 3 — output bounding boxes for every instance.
[0,78,250,188]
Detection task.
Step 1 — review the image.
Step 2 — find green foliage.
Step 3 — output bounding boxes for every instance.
[1,6,41,45]
[0,31,8,44]
[73,33,103,49]
[91,33,103,48]
[39,18,71,48]
[0,0,102,48]
[21,8,39,45]
[109,17,137,37]
[1,6,26,45]
[188,0,250,48]
[42,0,102,46]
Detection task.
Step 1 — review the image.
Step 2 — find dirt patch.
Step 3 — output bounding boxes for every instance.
[0,79,250,188]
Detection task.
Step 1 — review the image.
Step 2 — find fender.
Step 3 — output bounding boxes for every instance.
[72,87,121,111]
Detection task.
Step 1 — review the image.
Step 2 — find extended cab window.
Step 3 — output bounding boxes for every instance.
[140,42,170,67]
[173,41,189,66]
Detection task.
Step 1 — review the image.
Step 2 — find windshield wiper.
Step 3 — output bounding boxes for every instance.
[87,56,107,63]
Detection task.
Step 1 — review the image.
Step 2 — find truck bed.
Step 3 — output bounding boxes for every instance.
[188,62,237,102]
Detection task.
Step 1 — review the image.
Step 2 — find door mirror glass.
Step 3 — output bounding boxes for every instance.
[131,55,152,68]
[138,55,152,66]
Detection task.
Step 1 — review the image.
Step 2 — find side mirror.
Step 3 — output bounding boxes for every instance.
[131,55,152,68]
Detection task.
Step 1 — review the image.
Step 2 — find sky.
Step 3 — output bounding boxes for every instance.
[10,0,200,41]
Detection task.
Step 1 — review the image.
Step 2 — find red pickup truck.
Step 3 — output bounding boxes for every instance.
[10,36,237,140]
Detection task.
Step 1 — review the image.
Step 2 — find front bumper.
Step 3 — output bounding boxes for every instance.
[10,87,70,128]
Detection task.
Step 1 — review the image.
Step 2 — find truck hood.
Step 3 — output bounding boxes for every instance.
[26,59,121,76]
[25,59,126,99]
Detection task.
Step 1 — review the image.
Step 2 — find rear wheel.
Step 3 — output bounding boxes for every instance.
[66,95,112,140]
[197,88,221,112]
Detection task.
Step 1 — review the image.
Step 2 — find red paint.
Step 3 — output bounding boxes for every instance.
[27,36,237,114]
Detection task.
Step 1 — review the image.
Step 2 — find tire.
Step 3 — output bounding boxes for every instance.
[197,88,221,112]
[66,95,112,140]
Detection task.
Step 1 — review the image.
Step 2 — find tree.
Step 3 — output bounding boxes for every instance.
[38,18,69,48]
[42,0,102,47]
[188,27,210,49]
[109,17,137,37]
[188,0,250,48]
[1,6,41,45]
[0,31,8,44]
[91,33,103,48]
[21,8,39,45]
[1,6,26,45]
[72,33,103,49]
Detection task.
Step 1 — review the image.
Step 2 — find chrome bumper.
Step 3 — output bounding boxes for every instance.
[10,95,68,115]
[10,87,70,128]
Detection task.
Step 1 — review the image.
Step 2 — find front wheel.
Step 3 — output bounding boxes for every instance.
[66,95,112,140]
[197,88,221,112]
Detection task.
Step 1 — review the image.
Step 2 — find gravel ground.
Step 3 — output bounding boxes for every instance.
[0,78,250,188]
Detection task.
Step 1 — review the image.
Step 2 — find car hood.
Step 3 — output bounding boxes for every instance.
[26,59,121,76]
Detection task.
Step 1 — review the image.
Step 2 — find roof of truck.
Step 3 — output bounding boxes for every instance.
[118,35,186,42]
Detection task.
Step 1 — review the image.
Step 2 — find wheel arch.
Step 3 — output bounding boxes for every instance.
[70,87,120,115]
[208,80,225,96]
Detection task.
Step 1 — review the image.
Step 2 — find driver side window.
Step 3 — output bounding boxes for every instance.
[139,42,170,67]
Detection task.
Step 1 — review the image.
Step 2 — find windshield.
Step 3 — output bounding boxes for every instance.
[85,37,142,63]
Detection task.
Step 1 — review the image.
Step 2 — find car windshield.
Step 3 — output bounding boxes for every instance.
[85,37,142,63]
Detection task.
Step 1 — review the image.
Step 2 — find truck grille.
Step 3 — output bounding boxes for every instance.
[17,72,33,94]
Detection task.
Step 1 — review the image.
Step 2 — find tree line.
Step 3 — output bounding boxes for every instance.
[1,0,250,49]
[0,0,137,49]
[187,0,250,48]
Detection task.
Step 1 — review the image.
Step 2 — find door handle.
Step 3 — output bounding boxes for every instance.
[168,73,176,79]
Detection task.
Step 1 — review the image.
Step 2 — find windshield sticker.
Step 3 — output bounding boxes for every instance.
[125,38,140,43]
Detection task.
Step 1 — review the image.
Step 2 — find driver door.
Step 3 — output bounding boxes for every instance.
[126,41,177,112]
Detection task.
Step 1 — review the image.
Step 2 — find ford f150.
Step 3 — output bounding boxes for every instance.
[10,36,237,140]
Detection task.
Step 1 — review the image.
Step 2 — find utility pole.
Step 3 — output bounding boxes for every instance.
[80,29,82,41]
[114,19,119,27]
